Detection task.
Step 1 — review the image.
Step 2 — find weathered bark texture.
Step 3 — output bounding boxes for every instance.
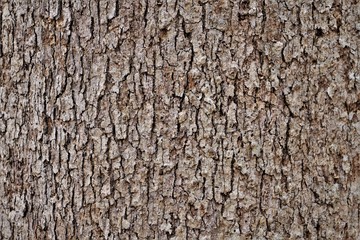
[0,0,359,239]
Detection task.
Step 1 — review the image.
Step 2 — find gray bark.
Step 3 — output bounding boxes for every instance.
[0,0,359,239]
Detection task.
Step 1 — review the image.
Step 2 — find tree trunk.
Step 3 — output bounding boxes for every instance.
[0,0,359,239]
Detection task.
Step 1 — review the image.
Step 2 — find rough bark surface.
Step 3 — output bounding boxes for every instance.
[0,0,359,239]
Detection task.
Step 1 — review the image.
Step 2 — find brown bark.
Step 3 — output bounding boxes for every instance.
[0,0,359,239]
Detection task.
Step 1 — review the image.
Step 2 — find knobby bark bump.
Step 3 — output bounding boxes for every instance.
[0,0,359,239]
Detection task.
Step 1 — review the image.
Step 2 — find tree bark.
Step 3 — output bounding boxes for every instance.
[0,0,359,239]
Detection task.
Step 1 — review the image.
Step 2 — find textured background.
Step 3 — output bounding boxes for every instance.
[0,0,359,239]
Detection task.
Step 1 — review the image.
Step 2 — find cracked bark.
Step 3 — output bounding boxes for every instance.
[1,0,359,239]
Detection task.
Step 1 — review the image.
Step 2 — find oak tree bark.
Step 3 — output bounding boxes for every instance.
[0,0,359,239]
